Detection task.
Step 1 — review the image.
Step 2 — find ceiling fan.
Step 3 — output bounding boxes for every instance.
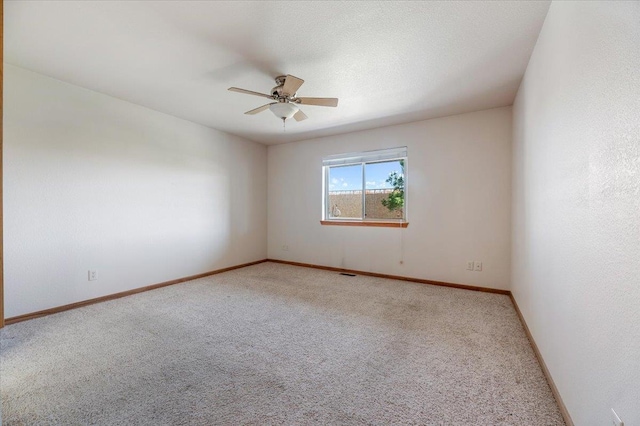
[228,75,338,123]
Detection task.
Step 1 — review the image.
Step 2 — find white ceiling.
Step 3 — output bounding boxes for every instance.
[5,1,550,145]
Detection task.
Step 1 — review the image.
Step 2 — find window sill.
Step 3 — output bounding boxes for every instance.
[320,220,409,228]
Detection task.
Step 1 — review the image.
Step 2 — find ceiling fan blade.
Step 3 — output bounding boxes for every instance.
[296,97,339,107]
[228,87,273,100]
[293,109,308,122]
[245,103,275,115]
[282,75,304,96]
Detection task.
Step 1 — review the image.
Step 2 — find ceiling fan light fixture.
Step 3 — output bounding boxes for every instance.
[269,102,299,120]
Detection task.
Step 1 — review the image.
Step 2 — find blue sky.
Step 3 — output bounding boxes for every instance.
[328,160,403,191]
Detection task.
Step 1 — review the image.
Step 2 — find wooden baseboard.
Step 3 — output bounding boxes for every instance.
[509,294,574,426]
[4,259,268,325]
[266,258,510,295]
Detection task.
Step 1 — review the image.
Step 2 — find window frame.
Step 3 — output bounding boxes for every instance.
[321,149,408,228]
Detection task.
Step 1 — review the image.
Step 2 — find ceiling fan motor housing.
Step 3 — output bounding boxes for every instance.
[272,75,297,98]
[271,86,284,98]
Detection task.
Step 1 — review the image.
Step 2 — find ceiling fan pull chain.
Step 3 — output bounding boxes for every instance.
[282,118,286,132]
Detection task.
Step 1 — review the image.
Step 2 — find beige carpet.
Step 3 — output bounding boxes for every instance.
[0,262,564,425]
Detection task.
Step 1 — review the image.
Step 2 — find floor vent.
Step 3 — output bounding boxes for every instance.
[340,273,357,277]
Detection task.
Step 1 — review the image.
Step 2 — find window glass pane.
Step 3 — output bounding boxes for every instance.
[364,160,405,220]
[327,164,363,219]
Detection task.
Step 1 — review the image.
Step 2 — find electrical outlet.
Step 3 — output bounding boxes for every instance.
[474,261,482,272]
[282,245,289,251]
[88,270,98,281]
[467,261,474,271]
[611,408,624,426]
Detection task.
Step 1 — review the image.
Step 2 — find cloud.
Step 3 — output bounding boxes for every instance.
[366,181,376,186]
[342,182,348,187]
[331,178,339,184]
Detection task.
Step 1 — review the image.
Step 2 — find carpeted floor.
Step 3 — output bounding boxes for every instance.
[0,262,564,425]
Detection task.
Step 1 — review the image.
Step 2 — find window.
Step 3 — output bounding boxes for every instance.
[322,147,408,227]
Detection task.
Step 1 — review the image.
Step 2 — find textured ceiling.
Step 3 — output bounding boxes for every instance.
[5,1,550,145]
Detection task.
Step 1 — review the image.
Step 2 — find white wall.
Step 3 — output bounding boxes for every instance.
[4,65,267,318]
[268,107,512,290]
[512,2,640,425]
